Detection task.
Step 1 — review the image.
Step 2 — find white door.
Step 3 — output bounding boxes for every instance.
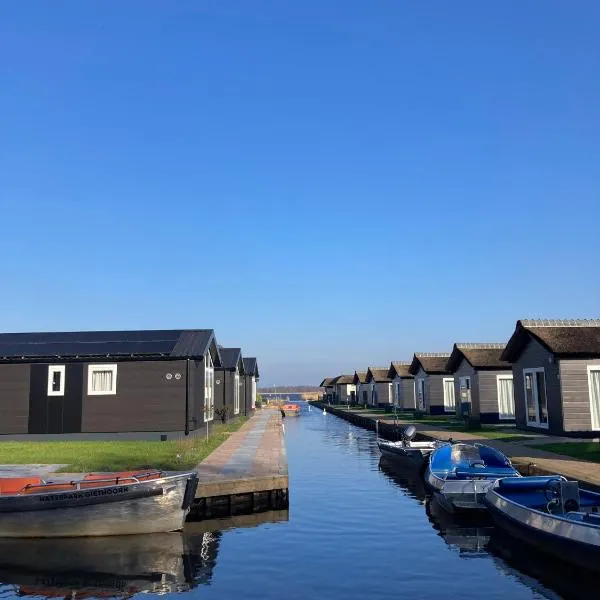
[443,378,456,412]
[497,375,515,420]
[523,368,548,428]
[588,367,600,430]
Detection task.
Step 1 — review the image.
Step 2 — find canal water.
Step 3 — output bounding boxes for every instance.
[0,401,594,599]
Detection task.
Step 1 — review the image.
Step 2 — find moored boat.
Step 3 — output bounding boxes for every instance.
[485,475,600,571]
[377,424,439,469]
[0,470,198,538]
[425,443,519,512]
[281,403,301,416]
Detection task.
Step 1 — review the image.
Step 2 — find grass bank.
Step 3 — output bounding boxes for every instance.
[527,442,600,464]
[0,417,248,473]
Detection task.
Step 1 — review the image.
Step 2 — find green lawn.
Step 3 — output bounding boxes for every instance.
[0,418,247,473]
[527,442,600,463]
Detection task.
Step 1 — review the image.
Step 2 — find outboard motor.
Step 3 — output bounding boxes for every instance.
[401,424,417,443]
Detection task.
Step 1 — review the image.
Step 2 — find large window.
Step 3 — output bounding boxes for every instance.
[523,368,548,428]
[47,365,65,396]
[204,353,214,422]
[497,375,515,420]
[234,373,240,415]
[87,364,118,395]
[588,366,600,430]
[443,377,456,412]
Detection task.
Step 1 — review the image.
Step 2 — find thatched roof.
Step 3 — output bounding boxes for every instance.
[408,353,451,375]
[319,377,336,387]
[388,361,413,379]
[502,319,600,362]
[335,375,355,385]
[353,371,368,384]
[446,344,511,372]
[366,367,391,383]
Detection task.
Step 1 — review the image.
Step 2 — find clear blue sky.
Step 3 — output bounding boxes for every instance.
[1,1,598,386]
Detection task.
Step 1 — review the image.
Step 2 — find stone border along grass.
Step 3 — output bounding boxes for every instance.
[0,418,248,473]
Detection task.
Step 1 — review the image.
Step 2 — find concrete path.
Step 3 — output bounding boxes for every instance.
[0,464,67,478]
[195,410,288,497]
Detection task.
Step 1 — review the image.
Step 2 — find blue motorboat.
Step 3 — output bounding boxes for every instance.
[425,442,519,512]
[485,475,600,571]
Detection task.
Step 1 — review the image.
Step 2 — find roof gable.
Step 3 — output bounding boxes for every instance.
[218,347,244,373]
[366,367,391,383]
[319,377,336,387]
[501,319,600,362]
[335,374,355,385]
[353,371,368,384]
[0,329,217,363]
[388,361,413,379]
[446,344,510,372]
[243,357,259,378]
[408,353,451,375]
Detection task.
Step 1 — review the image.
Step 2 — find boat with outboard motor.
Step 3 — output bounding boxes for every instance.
[0,470,199,537]
[485,475,600,571]
[425,442,519,512]
[377,424,440,469]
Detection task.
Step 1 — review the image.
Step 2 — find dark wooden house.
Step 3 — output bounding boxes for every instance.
[320,377,336,403]
[242,357,259,414]
[0,329,221,436]
[501,319,600,436]
[445,344,514,423]
[215,348,245,422]
[352,371,369,405]
[388,362,415,410]
[365,367,392,407]
[408,353,453,414]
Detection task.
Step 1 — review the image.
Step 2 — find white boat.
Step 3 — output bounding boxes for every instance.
[425,443,519,512]
[0,470,198,537]
[377,425,439,469]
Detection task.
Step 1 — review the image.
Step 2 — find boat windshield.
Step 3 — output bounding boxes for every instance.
[450,444,510,468]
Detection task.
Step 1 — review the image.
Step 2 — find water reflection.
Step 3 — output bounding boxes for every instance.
[0,510,288,598]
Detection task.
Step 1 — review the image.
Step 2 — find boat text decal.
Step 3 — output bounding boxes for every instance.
[38,487,130,502]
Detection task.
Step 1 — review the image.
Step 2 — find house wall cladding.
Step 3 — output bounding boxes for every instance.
[559,357,600,433]
[512,337,562,434]
[401,379,416,409]
[0,364,30,434]
[82,360,189,433]
[453,360,478,419]
[427,374,448,414]
[375,382,392,406]
[478,370,514,423]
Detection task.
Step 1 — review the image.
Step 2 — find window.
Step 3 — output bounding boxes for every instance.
[87,364,117,395]
[497,375,515,420]
[523,368,548,428]
[443,378,456,411]
[234,373,240,415]
[459,377,471,404]
[588,366,600,430]
[416,379,425,411]
[47,365,65,396]
[251,376,257,409]
[395,382,401,407]
[204,352,214,422]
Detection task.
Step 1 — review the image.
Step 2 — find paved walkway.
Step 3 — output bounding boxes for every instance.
[195,410,288,497]
[326,406,600,490]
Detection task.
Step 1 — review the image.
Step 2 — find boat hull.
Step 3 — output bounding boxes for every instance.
[0,472,198,538]
[485,489,600,571]
[425,468,495,512]
[377,441,432,469]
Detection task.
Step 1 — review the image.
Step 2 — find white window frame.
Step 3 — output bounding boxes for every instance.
[395,381,401,407]
[251,375,256,409]
[496,374,515,420]
[87,364,118,396]
[47,365,66,396]
[204,352,214,422]
[587,366,600,431]
[523,367,549,429]
[443,377,456,412]
[234,372,240,415]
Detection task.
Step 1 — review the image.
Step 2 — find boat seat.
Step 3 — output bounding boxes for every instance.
[0,477,43,495]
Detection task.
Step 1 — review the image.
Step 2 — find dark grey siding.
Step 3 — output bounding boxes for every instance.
[0,364,30,434]
[214,368,227,417]
[428,374,453,414]
[82,360,188,432]
[452,359,477,418]
[415,367,427,411]
[189,359,204,432]
[400,378,416,410]
[559,358,600,433]
[511,337,562,434]
[478,370,514,423]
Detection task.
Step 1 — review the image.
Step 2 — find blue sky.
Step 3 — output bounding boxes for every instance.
[1,1,598,386]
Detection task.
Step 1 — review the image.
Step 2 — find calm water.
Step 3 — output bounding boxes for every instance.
[0,400,595,599]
